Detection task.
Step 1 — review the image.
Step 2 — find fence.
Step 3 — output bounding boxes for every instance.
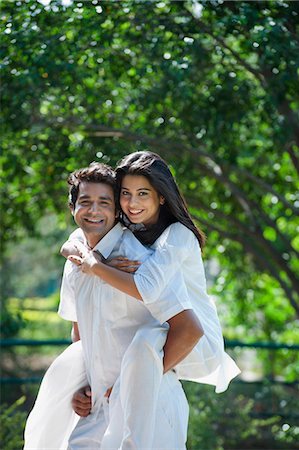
[1,338,298,386]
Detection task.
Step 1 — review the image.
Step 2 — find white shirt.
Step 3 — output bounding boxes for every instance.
[58,223,192,404]
[134,222,240,392]
[64,221,240,393]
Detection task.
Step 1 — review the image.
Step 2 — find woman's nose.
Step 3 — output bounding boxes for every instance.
[128,195,138,206]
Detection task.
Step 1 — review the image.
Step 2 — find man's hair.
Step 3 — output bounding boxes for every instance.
[68,162,116,208]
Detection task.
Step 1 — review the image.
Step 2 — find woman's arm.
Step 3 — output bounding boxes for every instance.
[69,223,197,301]
[69,252,141,299]
[69,223,195,301]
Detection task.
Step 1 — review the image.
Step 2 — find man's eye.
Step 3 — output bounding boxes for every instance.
[80,201,90,205]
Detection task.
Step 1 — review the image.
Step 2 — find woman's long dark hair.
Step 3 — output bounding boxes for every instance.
[115,151,205,248]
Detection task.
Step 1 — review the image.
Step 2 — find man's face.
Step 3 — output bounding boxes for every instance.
[72,182,116,247]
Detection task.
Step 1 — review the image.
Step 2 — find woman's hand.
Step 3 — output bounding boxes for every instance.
[61,239,89,259]
[68,251,102,275]
[106,256,141,273]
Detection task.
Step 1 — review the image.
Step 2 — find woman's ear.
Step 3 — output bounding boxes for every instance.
[160,196,165,205]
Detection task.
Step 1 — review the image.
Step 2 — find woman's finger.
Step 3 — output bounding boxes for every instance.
[68,255,83,266]
[116,260,141,268]
[73,241,89,258]
[118,265,140,273]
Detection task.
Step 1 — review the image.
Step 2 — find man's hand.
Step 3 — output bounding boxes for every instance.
[71,386,92,417]
[104,385,113,402]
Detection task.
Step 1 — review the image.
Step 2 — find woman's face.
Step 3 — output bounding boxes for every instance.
[120,175,164,226]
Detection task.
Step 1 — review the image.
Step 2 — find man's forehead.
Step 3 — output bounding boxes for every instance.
[78,181,115,199]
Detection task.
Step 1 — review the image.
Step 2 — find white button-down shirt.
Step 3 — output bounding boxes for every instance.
[134,222,240,392]
[62,221,240,394]
[58,223,192,403]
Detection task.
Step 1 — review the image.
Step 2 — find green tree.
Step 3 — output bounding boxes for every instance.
[1,1,298,356]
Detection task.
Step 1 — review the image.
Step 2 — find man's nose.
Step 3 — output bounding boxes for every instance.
[89,202,100,213]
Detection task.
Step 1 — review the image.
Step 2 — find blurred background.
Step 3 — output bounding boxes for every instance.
[1,1,298,449]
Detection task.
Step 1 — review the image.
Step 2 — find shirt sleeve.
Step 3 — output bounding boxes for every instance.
[145,270,193,324]
[134,222,198,304]
[58,261,77,322]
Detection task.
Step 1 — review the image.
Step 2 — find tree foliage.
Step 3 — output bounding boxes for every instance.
[1,1,299,342]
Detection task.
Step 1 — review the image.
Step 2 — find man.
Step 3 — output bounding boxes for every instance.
[24,162,202,450]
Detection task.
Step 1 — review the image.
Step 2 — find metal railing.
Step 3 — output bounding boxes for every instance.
[1,338,298,385]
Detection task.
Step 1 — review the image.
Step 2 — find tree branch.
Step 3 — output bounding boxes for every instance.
[191,210,299,317]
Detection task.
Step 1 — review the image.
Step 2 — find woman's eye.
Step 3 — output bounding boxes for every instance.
[121,191,129,196]
[139,192,148,196]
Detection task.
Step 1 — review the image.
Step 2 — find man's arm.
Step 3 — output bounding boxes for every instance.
[71,322,80,342]
[71,309,203,417]
[163,310,203,372]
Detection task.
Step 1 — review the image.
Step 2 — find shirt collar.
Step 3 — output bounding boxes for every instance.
[92,222,125,259]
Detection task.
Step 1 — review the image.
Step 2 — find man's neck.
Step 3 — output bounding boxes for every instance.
[85,234,102,249]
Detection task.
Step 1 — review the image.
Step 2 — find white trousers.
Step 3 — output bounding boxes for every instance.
[24,327,189,450]
[68,326,189,450]
[24,340,88,450]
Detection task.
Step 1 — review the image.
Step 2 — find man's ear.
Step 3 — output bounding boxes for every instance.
[69,204,75,216]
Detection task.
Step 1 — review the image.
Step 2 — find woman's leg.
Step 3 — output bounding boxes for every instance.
[152,371,189,450]
[24,341,88,450]
[101,324,168,449]
[67,401,109,450]
[101,368,189,450]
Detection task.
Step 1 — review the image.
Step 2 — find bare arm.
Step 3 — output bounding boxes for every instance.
[163,309,204,373]
[71,322,80,342]
[91,260,141,299]
[69,253,142,300]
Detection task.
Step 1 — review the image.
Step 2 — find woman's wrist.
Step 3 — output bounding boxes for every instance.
[91,259,105,275]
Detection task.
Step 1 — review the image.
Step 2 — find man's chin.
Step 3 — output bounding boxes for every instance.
[83,225,105,235]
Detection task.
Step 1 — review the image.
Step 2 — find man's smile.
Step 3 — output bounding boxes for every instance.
[84,218,104,224]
